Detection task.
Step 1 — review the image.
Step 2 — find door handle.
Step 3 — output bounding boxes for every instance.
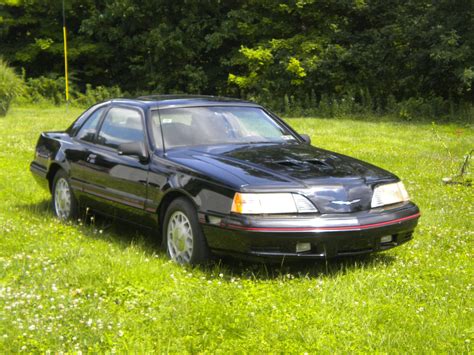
[86,154,97,163]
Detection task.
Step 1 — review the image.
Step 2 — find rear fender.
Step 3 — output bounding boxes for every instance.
[33,132,72,190]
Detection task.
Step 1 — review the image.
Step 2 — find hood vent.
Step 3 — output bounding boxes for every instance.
[273,160,301,168]
[304,159,331,168]
[272,159,332,170]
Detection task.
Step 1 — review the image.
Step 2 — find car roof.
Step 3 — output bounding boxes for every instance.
[108,95,261,110]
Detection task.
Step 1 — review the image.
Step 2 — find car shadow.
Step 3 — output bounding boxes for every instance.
[17,200,162,250]
[203,253,396,280]
[23,199,52,216]
[20,200,396,279]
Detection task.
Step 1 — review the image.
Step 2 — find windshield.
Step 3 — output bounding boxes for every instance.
[151,106,298,149]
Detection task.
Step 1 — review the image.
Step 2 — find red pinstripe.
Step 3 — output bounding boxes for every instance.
[223,212,421,232]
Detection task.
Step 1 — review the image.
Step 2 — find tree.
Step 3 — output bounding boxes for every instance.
[0,0,472,112]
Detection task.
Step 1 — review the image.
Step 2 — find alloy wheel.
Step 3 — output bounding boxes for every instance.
[167,211,194,264]
[54,177,72,220]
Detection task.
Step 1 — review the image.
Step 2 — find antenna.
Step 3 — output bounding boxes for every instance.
[62,0,69,104]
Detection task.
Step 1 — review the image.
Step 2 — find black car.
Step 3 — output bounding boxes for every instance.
[30,95,420,264]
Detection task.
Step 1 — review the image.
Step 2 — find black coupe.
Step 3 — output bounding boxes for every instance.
[30,95,420,264]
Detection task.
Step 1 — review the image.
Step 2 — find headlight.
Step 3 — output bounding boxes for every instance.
[231,193,318,214]
[371,181,410,208]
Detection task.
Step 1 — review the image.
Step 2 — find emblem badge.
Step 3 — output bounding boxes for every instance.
[331,199,361,205]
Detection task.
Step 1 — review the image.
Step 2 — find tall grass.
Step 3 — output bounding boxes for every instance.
[0,59,24,116]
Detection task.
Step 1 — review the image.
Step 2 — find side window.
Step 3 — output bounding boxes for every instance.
[76,107,105,142]
[97,107,144,149]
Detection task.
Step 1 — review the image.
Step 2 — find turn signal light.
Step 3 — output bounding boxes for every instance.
[231,192,318,214]
[231,192,244,214]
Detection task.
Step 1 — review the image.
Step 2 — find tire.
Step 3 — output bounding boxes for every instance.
[163,197,209,265]
[52,169,78,221]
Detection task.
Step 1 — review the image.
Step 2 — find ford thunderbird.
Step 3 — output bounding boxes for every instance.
[30,95,420,264]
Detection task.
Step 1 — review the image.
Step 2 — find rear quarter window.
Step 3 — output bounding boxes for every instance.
[76,107,106,142]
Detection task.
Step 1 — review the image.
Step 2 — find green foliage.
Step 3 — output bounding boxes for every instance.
[286,57,307,85]
[0,58,24,116]
[22,76,65,105]
[257,91,473,121]
[0,106,472,352]
[18,76,125,107]
[74,84,124,107]
[0,1,473,119]
[397,97,450,121]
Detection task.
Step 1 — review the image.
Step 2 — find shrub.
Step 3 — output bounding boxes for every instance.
[253,90,473,121]
[0,59,24,116]
[23,75,66,105]
[397,96,451,121]
[18,76,124,107]
[73,84,124,106]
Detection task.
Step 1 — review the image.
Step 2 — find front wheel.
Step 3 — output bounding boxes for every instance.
[163,198,209,265]
[52,169,78,220]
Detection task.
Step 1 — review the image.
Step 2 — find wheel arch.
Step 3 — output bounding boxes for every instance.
[157,189,199,227]
[158,189,210,264]
[46,163,65,192]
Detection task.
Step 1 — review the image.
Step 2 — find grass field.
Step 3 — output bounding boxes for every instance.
[0,106,473,352]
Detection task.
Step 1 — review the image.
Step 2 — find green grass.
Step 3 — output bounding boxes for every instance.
[0,106,473,352]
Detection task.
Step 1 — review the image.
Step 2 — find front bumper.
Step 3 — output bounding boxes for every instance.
[201,202,420,259]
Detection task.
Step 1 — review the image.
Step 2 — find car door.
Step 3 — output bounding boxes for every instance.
[68,104,110,214]
[76,105,151,224]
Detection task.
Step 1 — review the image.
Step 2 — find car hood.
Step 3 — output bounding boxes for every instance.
[166,143,398,213]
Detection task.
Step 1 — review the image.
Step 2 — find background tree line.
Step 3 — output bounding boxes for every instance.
[0,0,473,119]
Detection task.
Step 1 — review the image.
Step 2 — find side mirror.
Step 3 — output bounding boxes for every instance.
[299,134,311,145]
[118,141,149,163]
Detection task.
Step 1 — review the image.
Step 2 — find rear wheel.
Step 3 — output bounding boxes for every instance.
[163,197,209,265]
[52,169,78,221]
